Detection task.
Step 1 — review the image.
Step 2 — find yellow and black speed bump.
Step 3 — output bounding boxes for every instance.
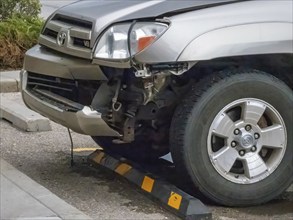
[88,150,212,220]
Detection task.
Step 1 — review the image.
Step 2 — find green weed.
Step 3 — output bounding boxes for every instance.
[0,16,43,69]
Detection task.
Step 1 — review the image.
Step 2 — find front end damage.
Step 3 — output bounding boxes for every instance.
[21,5,196,147]
[90,61,191,144]
[21,44,192,147]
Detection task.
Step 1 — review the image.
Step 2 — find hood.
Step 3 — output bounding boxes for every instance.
[55,0,240,33]
[40,0,243,58]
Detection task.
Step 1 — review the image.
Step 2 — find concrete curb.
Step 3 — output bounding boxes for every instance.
[0,70,21,93]
[0,94,52,132]
[1,159,91,220]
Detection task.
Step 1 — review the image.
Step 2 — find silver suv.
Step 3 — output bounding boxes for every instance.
[21,0,293,206]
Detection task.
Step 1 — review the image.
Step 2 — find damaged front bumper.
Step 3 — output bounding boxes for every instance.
[20,45,120,137]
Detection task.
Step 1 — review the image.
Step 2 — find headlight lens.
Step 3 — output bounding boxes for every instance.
[129,22,168,56]
[94,22,168,60]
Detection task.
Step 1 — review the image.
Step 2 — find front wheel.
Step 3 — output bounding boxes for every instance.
[170,69,292,206]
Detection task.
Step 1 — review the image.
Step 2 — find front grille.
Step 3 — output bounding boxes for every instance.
[39,14,93,59]
[43,28,58,39]
[27,72,100,106]
[73,38,90,48]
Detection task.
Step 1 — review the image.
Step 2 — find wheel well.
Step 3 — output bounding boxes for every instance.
[187,54,293,89]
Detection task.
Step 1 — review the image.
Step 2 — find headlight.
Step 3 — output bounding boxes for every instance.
[94,22,168,60]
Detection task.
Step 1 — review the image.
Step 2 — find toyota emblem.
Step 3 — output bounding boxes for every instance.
[57,31,67,46]
[241,134,254,148]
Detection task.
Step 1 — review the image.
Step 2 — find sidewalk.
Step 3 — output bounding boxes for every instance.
[0,158,91,220]
[0,70,20,93]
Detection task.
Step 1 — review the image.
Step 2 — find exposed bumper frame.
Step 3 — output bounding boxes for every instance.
[21,70,120,137]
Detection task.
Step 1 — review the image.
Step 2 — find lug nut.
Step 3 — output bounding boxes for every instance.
[231,141,237,147]
[239,150,246,156]
[251,146,257,152]
[254,133,260,139]
[234,129,240,135]
[245,125,252,131]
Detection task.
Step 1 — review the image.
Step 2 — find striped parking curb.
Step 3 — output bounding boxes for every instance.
[88,150,212,220]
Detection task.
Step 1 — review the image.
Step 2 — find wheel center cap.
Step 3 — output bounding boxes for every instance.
[241,134,254,148]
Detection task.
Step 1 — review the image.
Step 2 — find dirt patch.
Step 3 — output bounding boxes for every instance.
[0,38,24,70]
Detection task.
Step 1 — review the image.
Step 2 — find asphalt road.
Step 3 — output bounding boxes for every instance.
[0,93,292,220]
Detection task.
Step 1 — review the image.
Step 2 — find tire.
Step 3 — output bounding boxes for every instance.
[91,136,168,162]
[170,69,293,206]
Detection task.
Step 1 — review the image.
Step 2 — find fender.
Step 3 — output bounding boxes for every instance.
[134,0,292,64]
[178,22,293,62]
